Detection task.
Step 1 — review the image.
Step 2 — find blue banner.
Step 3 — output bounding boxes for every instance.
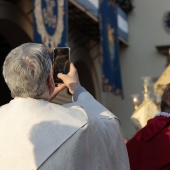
[99,0,123,97]
[33,0,68,61]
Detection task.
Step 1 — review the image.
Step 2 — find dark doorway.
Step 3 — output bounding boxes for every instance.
[75,61,96,98]
[0,35,12,105]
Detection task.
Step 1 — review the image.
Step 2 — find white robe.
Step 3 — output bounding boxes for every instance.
[0,87,130,170]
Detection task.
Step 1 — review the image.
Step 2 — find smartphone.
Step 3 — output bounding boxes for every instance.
[53,47,71,84]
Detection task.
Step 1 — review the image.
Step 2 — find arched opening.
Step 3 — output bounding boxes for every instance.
[0,1,32,105]
[0,35,12,105]
[75,60,96,98]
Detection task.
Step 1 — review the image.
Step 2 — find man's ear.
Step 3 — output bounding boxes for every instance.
[47,74,55,97]
[47,74,54,89]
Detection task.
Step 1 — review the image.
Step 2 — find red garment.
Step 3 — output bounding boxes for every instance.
[126,116,170,170]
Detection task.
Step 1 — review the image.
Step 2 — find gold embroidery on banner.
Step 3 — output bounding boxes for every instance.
[34,0,64,53]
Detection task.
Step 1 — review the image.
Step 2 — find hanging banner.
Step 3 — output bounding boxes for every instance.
[99,0,123,97]
[33,0,68,60]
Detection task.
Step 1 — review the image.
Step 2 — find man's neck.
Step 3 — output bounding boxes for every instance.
[37,90,50,101]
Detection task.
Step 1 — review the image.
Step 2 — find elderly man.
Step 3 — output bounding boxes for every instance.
[0,43,129,170]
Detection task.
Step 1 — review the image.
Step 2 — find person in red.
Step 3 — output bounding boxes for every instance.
[126,83,170,170]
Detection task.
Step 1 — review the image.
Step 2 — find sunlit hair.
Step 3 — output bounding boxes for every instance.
[160,83,170,113]
[3,43,52,98]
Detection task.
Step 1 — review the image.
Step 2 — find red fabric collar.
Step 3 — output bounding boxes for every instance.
[137,116,170,141]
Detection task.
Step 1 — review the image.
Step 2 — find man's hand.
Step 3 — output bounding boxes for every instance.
[57,63,81,94]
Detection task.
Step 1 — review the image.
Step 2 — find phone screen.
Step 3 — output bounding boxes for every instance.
[53,47,70,84]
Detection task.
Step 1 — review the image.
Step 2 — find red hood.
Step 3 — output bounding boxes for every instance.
[136,116,170,141]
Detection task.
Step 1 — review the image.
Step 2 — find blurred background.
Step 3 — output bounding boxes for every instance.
[0,0,170,139]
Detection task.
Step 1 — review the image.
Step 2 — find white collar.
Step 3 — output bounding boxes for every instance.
[154,112,170,117]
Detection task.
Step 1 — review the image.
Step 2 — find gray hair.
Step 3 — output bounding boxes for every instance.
[3,43,52,98]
